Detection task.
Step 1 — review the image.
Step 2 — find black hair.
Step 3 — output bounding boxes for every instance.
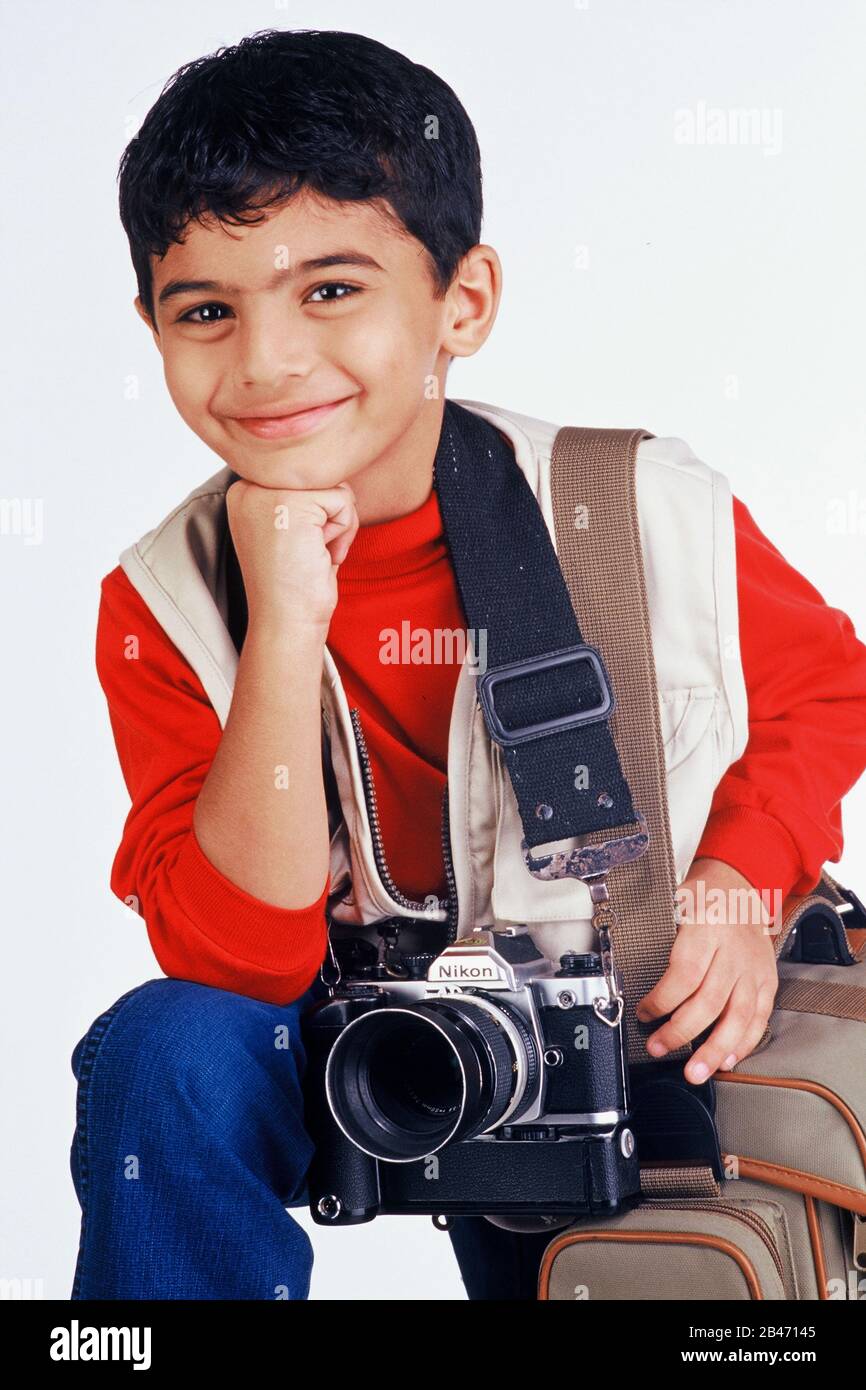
[117,27,483,324]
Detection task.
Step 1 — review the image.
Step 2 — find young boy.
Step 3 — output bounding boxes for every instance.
[70,27,866,1301]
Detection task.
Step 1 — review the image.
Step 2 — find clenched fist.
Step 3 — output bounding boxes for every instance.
[226,477,359,635]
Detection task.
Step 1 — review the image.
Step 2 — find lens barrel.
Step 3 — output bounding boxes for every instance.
[325,996,538,1161]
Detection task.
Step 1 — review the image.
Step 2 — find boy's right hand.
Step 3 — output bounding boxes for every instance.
[226,478,359,634]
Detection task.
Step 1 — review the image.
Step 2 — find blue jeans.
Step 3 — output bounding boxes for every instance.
[68,975,553,1300]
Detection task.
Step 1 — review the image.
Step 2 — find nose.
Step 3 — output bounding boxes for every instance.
[232,299,319,393]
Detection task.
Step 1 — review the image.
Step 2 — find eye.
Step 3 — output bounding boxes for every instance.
[177,302,232,325]
[306,282,362,304]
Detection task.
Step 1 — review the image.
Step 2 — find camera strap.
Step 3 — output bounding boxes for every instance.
[433,401,689,1071]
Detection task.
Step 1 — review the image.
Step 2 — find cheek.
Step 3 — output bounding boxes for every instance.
[360,335,433,399]
[163,354,218,428]
[346,305,437,381]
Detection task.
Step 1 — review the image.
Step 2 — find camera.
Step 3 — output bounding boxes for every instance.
[300,916,642,1227]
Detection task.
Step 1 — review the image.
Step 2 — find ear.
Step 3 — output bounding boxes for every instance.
[134,294,162,353]
[439,243,502,362]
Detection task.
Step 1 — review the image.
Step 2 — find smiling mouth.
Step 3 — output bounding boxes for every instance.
[231,395,355,439]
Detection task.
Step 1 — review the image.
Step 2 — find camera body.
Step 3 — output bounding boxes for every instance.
[301,922,642,1226]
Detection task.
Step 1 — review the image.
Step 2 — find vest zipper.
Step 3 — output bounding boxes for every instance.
[440,780,459,943]
[349,706,459,939]
[643,1198,786,1287]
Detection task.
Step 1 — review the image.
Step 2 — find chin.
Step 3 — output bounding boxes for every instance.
[237,459,342,491]
[221,426,361,488]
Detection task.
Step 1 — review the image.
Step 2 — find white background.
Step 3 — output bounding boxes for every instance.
[2,0,864,1300]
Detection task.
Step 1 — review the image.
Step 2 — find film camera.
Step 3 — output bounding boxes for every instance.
[300,915,643,1228]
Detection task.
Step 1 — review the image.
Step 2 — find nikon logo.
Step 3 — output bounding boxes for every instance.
[433,962,498,980]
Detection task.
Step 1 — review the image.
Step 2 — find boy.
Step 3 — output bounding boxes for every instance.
[70,27,866,1300]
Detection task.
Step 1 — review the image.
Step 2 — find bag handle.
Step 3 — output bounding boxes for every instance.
[776,871,866,964]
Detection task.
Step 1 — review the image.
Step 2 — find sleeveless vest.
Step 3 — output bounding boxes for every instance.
[118,397,749,962]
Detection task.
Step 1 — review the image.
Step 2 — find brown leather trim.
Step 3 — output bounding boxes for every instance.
[803,1195,828,1300]
[723,1153,866,1217]
[716,1069,866,1177]
[845,926,865,955]
[537,1229,762,1300]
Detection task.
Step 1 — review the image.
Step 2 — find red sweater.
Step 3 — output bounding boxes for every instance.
[95,485,866,1005]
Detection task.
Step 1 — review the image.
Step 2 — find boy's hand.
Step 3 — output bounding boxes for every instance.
[226,478,359,634]
[634,856,780,1085]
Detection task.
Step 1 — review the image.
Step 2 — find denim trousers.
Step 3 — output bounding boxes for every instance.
[68,975,555,1300]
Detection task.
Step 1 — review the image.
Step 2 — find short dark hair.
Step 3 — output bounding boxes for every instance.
[118,27,484,323]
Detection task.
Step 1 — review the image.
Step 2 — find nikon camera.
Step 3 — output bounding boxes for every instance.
[300,921,643,1226]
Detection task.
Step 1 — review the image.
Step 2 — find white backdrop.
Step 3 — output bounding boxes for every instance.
[2,0,864,1300]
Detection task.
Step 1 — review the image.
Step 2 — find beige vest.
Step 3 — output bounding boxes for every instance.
[118,397,749,961]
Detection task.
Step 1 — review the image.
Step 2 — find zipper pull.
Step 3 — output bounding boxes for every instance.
[319,930,342,992]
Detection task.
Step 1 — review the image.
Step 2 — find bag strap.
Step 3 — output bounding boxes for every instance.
[548,425,689,1066]
[773,975,866,1022]
[549,425,727,1197]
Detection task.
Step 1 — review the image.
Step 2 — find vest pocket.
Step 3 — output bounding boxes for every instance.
[659,686,719,774]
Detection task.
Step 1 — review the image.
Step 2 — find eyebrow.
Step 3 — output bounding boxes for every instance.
[156,252,386,306]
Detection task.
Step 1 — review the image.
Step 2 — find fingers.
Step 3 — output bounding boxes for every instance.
[648,972,759,1084]
[716,980,778,1073]
[326,485,360,566]
[640,950,756,1075]
[635,925,717,1022]
[281,481,358,566]
[679,976,759,1082]
[329,516,359,567]
[319,481,357,533]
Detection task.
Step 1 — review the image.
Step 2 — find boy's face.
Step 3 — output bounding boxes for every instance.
[137,188,498,493]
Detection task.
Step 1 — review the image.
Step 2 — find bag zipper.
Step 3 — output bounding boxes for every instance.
[349,706,459,940]
[643,1198,786,1287]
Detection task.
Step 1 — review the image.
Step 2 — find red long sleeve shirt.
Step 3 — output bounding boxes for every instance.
[95,483,866,1005]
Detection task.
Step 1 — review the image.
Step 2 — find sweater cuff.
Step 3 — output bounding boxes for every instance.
[171,826,330,969]
[693,806,820,905]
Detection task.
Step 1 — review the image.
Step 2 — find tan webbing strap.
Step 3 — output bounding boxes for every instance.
[640,1164,721,1199]
[549,426,691,1070]
[774,977,866,1023]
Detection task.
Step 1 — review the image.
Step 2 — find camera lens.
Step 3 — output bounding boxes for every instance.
[370,1022,461,1121]
[325,997,536,1161]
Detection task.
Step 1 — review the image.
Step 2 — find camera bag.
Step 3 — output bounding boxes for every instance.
[537,424,866,1300]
